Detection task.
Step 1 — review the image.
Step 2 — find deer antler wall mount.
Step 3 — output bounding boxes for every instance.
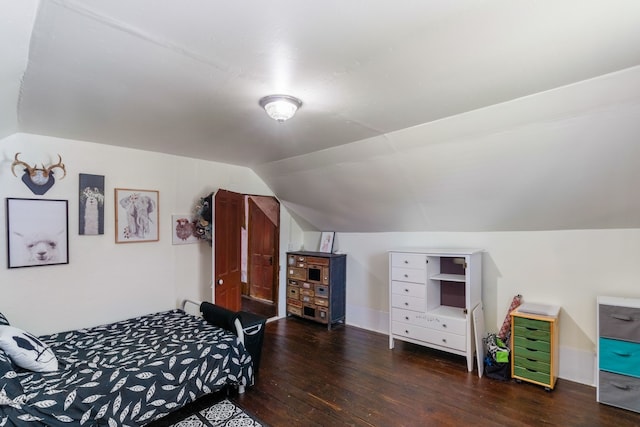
[11,152,67,195]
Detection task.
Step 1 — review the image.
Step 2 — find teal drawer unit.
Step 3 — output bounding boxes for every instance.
[597,297,640,413]
[510,304,560,391]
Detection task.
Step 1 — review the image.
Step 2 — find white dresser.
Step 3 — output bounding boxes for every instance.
[388,248,482,372]
[597,296,640,413]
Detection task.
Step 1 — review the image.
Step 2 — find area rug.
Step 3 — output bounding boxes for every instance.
[169,398,265,427]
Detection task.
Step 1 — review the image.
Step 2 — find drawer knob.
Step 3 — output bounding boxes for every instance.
[404,288,409,292]
[405,330,409,334]
[405,316,409,320]
[404,302,409,306]
[404,274,409,278]
[442,339,447,343]
[442,324,447,328]
[404,260,409,264]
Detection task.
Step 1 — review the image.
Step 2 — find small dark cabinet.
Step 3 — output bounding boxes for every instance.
[286,251,346,330]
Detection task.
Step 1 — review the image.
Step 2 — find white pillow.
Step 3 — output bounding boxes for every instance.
[0,326,58,372]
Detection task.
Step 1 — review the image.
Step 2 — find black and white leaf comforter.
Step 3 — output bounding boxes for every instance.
[0,310,253,426]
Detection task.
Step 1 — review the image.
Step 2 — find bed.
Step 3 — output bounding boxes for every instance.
[0,306,254,426]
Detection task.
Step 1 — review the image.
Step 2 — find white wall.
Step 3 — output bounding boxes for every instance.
[305,229,640,386]
[0,0,38,140]
[0,132,280,335]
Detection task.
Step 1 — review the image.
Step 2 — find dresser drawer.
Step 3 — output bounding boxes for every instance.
[315,297,329,307]
[391,293,425,312]
[513,345,550,363]
[424,313,466,336]
[514,355,550,374]
[391,281,426,299]
[315,284,329,297]
[391,252,426,269]
[514,317,551,341]
[514,316,550,331]
[300,288,315,297]
[600,304,640,342]
[287,286,299,300]
[299,281,313,289]
[287,267,306,280]
[392,308,425,326]
[599,338,640,378]
[391,267,426,284]
[287,305,302,316]
[513,335,551,353]
[514,365,551,386]
[392,322,466,352]
[599,370,640,412]
[287,298,302,308]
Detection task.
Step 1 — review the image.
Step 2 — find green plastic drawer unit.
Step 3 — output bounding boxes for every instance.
[510,304,560,391]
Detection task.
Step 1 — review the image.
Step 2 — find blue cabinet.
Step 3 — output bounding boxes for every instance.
[286,251,346,330]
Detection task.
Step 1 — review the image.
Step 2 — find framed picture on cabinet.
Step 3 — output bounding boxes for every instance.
[6,198,69,268]
[115,188,159,243]
[319,231,335,253]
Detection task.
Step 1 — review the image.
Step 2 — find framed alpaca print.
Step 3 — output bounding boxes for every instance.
[114,189,159,243]
[79,173,105,235]
[6,198,69,268]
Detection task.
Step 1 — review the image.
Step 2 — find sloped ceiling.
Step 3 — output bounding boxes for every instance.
[2,0,640,232]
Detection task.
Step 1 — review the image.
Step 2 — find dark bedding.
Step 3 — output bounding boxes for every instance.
[0,309,253,426]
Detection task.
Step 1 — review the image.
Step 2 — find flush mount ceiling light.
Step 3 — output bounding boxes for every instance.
[259,94,302,122]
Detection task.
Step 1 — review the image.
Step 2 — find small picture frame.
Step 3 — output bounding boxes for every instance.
[6,198,69,268]
[115,188,159,243]
[171,214,199,245]
[319,231,335,253]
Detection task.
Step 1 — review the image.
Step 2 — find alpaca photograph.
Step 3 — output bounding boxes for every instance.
[6,198,69,268]
[79,173,105,235]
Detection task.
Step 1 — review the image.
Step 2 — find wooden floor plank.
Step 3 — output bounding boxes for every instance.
[235,317,640,426]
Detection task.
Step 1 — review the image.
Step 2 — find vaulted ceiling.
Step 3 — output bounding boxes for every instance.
[3,0,640,232]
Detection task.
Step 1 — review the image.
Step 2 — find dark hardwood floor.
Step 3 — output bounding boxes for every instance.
[242,295,277,319]
[235,316,640,426]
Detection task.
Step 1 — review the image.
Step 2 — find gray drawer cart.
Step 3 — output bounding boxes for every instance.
[597,296,640,413]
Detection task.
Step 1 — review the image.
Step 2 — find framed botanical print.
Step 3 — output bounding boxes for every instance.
[6,198,69,268]
[114,189,159,243]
